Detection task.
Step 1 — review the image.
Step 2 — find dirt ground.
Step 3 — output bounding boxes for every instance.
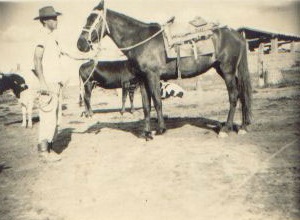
[0,69,299,220]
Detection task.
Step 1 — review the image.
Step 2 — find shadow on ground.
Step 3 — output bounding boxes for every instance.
[52,128,74,154]
[79,117,230,138]
[4,116,40,127]
[0,163,11,173]
[92,107,143,114]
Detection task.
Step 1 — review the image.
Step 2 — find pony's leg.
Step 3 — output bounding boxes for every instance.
[120,84,128,115]
[140,82,152,140]
[217,65,238,137]
[129,87,135,114]
[147,73,166,135]
[79,94,83,107]
[21,105,27,127]
[82,81,93,117]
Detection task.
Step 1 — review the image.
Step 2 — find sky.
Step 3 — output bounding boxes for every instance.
[0,0,299,84]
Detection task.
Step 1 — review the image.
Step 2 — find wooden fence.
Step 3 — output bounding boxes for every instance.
[248,52,300,87]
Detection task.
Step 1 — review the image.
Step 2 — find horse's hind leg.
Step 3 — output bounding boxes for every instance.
[140,82,153,140]
[216,64,239,137]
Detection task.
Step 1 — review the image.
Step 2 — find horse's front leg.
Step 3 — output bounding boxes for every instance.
[147,73,166,135]
[82,82,93,117]
[140,82,152,140]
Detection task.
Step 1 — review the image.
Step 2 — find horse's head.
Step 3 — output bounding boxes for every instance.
[77,0,110,52]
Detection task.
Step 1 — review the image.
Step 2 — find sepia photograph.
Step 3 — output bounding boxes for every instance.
[0,0,299,219]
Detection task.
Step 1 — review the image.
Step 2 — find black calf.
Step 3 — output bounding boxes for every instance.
[0,73,28,98]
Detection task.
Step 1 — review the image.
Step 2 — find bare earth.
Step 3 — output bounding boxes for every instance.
[0,70,299,220]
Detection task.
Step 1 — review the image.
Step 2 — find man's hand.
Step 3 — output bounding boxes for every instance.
[39,82,50,95]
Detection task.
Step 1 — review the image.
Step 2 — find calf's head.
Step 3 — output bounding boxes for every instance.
[0,73,28,98]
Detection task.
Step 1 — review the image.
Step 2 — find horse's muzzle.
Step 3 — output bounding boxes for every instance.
[77,37,91,52]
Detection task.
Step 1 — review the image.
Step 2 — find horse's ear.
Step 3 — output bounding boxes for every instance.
[94,0,104,10]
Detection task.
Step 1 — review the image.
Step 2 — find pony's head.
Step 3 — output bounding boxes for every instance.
[77,0,110,52]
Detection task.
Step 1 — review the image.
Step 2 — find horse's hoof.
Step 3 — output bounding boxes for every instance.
[238,129,247,135]
[120,111,125,115]
[146,135,154,141]
[21,123,26,127]
[156,128,167,135]
[81,112,93,118]
[130,109,135,114]
[218,131,228,138]
[140,131,153,141]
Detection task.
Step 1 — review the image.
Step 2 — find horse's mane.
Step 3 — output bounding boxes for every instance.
[109,9,160,30]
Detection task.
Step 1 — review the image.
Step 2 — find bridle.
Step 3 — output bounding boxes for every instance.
[81,7,164,52]
[81,8,110,51]
[79,7,111,87]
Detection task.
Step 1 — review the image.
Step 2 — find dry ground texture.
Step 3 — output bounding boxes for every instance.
[0,67,299,220]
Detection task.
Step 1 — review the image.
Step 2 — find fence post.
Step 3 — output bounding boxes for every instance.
[271,37,278,54]
[258,43,265,87]
[265,53,284,85]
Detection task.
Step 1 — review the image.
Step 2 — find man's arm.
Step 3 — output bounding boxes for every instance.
[33,45,48,92]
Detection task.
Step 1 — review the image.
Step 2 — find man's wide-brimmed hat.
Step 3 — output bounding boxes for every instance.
[34,6,62,20]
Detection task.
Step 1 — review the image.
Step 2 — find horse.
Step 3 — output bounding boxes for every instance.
[77,0,252,140]
[79,60,139,116]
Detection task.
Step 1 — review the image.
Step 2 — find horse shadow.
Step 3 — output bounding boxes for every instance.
[81,116,230,138]
[52,128,74,154]
[92,107,143,114]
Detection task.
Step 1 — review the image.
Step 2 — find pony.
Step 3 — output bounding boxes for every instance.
[77,0,252,140]
[79,60,139,116]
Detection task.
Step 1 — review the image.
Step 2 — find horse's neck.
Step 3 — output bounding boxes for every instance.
[107,9,160,51]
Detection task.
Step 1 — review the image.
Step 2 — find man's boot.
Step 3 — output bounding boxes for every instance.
[38,140,61,162]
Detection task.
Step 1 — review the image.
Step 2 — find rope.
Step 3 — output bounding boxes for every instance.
[83,61,98,86]
[62,53,91,61]
[119,29,164,51]
[37,83,63,112]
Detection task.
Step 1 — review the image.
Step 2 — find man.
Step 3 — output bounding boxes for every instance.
[33,6,67,161]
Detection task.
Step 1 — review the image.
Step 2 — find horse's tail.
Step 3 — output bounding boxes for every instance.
[237,40,252,125]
